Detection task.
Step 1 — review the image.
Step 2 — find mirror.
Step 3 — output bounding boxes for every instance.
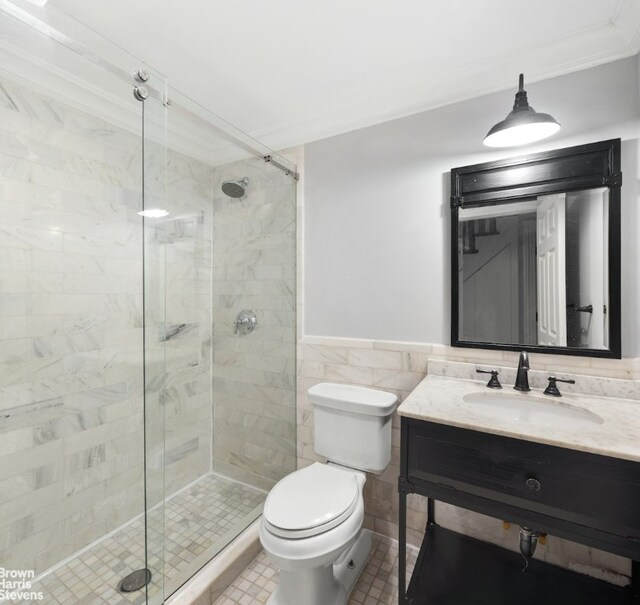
[458,189,609,348]
[451,140,621,358]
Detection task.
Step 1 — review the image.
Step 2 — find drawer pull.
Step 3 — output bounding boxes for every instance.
[525,478,541,492]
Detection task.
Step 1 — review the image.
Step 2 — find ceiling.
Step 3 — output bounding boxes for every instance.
[48,0,640,150]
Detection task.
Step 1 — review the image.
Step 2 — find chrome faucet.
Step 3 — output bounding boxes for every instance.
[514,351,530,392]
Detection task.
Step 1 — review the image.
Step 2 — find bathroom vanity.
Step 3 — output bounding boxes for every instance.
[397,373,640,605]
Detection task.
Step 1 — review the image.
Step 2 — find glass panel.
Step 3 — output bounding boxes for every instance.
[0,3,166,604]
[159,89,298,598]
[141,73,168,605]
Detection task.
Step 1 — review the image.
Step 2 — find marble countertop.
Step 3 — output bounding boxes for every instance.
[398,375,640,463]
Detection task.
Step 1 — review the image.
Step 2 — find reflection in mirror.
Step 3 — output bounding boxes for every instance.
[457,188,609,350]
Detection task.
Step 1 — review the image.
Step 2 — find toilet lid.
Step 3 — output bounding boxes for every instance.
[263,463,359,538]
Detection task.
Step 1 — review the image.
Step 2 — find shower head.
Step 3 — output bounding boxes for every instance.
[221,177,249,199]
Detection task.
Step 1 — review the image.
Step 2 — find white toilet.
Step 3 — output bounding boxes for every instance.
[259,382,398,605]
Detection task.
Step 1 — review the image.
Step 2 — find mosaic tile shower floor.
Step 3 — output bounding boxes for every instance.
[213,532,418,605]
[10,474,265,605]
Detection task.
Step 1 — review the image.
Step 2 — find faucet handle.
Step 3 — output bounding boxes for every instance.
[543,376,576,397]
[476,369,502,389]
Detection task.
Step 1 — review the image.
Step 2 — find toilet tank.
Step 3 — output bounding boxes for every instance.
[308,383,398,473]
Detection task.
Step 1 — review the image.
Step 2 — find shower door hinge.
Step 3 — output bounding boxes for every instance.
[603,172,622,187]
[450,196,464,208]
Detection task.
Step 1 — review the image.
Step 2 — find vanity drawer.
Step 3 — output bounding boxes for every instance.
[404,419,640,542]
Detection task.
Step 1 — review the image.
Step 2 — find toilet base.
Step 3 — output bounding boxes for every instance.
[267,530,372,605]
[335,529,372,597]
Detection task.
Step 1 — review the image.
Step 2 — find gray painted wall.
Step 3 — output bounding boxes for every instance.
[304,56,640,357]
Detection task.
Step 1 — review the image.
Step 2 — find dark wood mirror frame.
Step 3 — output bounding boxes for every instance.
[450,139,622,359]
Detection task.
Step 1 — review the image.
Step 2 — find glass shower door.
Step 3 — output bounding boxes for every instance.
[0,4,298,603]
[0,3,168,604]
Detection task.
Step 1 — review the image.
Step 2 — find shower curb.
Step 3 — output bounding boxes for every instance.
[165,518,262,605]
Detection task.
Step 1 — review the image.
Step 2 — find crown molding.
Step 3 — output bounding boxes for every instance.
[612,0,640,54]
[252,19,639,151]
[3,2,636,166]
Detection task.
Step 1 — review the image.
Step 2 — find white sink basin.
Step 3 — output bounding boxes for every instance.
[463,391,604,428]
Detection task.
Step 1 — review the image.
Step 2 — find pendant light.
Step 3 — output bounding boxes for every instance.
[483,74,560,148]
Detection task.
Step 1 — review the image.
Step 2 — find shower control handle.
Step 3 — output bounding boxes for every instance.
[234,310,257,335]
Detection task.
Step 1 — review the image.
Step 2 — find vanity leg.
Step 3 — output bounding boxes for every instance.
[398,489,407,604]
[427,497,435,526]
[632,560,639,601]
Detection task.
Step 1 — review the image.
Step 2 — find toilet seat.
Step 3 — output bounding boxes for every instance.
[263,463,360,539]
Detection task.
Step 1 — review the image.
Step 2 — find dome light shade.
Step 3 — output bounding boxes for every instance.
[483,74,560,148]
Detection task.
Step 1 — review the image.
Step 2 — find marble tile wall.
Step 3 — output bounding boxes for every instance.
[159,150,214,498]
[0,77,214,576]
[0,77,146,575]
[211,159,297,490]
[296,335,639,584]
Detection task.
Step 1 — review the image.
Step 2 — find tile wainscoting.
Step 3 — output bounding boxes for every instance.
[296,335,639,584]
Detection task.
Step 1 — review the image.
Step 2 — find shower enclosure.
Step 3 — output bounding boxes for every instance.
[0,3,296,604]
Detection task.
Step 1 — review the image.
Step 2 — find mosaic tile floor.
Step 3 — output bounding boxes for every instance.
[10,474,265,605]
[213,532,419,605]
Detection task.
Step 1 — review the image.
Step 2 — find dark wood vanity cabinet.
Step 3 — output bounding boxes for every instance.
[398,417,640,604]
